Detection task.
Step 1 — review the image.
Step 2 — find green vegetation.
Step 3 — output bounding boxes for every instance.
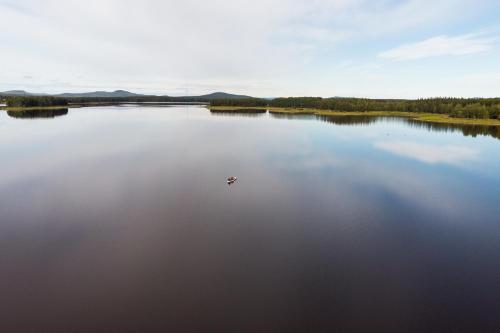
[1,105,78,112]
[0,95,211,109]
[405,113,500,126]
[208,106,500,126]
[6,96,68,108]
[3,95,500,127]
[210,97,500,121]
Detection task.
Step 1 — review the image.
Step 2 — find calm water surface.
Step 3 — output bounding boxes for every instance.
[1,105,500,332]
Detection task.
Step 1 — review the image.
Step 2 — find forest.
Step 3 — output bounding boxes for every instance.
[211,97,500,120]
[6,96,69,107]
[2,95,219,107]
[4,95,500,120]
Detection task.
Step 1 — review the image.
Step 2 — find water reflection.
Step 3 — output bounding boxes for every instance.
[118,102,207,107]
[374,141,480,165]
[5,107,498,141]
[1,106,500,332]
[274,113,500,140]
[7,108,69,119]
[405,119,500,140]
[317,115,383,126]
[269,112,316,121]
[210,110,267,118]
[318,114,500,140]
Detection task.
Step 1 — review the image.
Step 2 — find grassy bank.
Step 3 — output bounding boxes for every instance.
[208,106,500,126]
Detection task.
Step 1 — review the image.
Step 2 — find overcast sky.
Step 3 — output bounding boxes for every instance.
[1,0,499,98]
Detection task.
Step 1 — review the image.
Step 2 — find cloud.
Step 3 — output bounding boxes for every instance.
[374,141,479,165]
[0,0,499,96]
[378,34,497,61]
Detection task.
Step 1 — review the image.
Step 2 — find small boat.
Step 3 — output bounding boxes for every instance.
[227,176,237,184]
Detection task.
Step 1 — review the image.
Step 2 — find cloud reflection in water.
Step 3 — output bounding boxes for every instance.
[374,141,479,165]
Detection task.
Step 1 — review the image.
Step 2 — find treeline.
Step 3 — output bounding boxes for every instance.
[5,95,500,120]
[61,96,210,103]
[6,96,68,107]
[210,97,500,120]
[2,95,227,106]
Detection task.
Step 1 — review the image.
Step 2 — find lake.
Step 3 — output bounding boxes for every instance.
[1,105,500,332]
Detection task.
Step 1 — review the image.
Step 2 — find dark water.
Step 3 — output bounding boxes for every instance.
[1,105,500,332]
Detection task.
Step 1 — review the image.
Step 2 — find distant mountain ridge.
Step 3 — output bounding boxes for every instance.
[56,90,144,98]
[1,90,48,96]
[191,92,251,99]
[0,90,252,99]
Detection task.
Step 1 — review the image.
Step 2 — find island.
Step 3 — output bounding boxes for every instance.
[209,97,500,126]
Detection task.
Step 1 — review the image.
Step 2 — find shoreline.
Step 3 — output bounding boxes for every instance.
[0,102,209,112]
[3,104,499,127]
[208,106,500,126]
[0,105,81,112]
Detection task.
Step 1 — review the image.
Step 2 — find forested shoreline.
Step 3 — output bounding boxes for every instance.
[5,96,68,107]
[3,95,500,120]
[211,97,500,120]
[3,95,214,106]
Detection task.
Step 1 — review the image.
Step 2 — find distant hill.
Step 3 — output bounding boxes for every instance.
[0,90,252,100]
[56,90,146,98]
[1,90,36,96]
[195,92,251,99]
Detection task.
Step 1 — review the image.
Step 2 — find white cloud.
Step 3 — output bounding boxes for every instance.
[374,141,480,165]
[0,0,499,96]
[378,34,497,61]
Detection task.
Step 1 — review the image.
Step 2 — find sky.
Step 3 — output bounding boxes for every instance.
[0,0,499,98]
